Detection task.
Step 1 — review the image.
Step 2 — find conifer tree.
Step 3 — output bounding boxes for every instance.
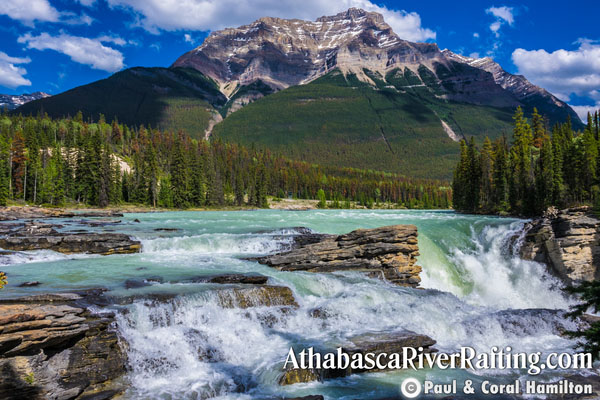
[479,137,494,211]
[0,134,10,206]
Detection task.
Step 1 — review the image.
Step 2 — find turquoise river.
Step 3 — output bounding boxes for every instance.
[0,210,587,399]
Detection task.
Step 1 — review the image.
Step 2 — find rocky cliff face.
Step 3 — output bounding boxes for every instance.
[520,207,600,283]
[173,8,440,94]
[0,293,126,400]
[173,8,580,123]
[255,224,422,287]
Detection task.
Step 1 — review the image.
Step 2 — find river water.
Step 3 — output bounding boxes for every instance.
[0,210,585,399]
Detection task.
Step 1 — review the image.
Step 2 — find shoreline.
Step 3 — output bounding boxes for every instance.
[0,199,455,220]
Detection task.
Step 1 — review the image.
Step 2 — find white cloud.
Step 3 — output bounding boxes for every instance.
[0,0,61,26]
[473,32,480,38]
[0,0,94,26]
[62,12,94,26]
[469,52,480,59]
[571,103,600,122]
[486,6,514,37]
[18,33,125,72]
[0,52,32,89]
[512,40,600,120]
[107,0,435,42]
[486,6,514,25]
[184,33,195,44]
[512,41,600,99]
[77,0,97,6]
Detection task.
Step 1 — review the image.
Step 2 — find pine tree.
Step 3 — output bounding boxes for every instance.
[534,137,553,214]
[452,140,469,211]
[10,130,27,199]
[510,107,534,214]
[255,164,268,208]
[234,168,245,206]
[531,108,547,148]
[158,177,173,208]
[581,116,598,194]
[0,134,10,206]
[317,189,327,208]
[464,137,481,212]
[98,143,112,208]
[144,143,159,207]
[170,134,190,208]
[492,137,509,211]
[564,281,600,360]
[479,137,494,211]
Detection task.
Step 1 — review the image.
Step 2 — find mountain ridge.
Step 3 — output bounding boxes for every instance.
[12,8,583,179]
[1,92,50,111]
[172,7,580,126]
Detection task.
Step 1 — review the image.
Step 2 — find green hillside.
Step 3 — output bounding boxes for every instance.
[213,69,516,179]
[15,67,226,139]
[14,65,577,180]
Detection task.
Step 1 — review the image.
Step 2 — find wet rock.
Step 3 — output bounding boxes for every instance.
[154,228,179,232]
[279,368,322,385]
[520,207,600,282]
[124,277,164,289]
[0,224,141,255]
[76,211,124,218]
[79,219,122,226]
[0,206,76,221]
[216,285,298,308]
[279,330,436,385]
[133,219,141,223]
[256,225,422,287]
[0,296,126,400]
[308,308,329,319]
[343,330,436,373]
[17,282,41,288]
[282,396,324,400]
[191,273,269,285]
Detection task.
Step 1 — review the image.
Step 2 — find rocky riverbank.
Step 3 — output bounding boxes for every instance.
[0,221,141,255]
[519,207,600,283]
[0,293,126,400]
[255,225,422,287]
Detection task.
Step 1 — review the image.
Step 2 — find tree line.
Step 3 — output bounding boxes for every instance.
[0,112,452,209]
[453,107,600,216]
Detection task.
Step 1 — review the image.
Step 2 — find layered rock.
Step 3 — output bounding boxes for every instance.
[279,330,436,385]
[0,295,126,400]
[520,207,600,282]
[256,225,421,287]
[0,222,141,255]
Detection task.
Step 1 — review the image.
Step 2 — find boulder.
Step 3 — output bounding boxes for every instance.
[0,223,141,255]
[256,225,421,287]
[0,296,126,400]
[520,207,600,282]
[190,273,269,285]
[279,330,436,385]
[216,285,298,309]
[0,207,76,221]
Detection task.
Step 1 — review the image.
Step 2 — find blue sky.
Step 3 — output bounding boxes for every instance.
[1,0,599,120]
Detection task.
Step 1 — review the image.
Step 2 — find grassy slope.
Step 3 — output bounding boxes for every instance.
[15,67,226,139]
[213,69,515,179]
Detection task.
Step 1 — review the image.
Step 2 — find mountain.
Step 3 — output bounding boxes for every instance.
[1,92,50,111]
[173,8,579,124]
[16,68,226,139]
[14,8,582,179]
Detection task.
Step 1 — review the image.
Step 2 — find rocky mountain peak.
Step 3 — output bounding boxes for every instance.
[172,8,434,94]
[0,91,51,111]
[170,8,579,124]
